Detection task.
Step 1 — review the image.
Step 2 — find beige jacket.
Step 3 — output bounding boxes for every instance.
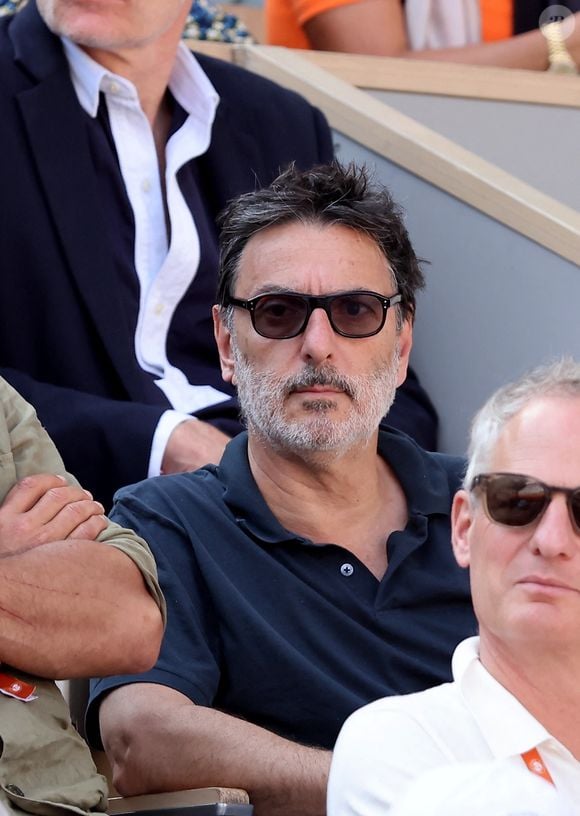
[0,377,165,816]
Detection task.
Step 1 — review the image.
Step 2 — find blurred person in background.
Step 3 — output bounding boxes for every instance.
[268,0,580,74]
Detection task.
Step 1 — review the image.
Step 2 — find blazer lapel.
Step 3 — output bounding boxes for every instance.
[197,95,271,220]
[12,5,150,400]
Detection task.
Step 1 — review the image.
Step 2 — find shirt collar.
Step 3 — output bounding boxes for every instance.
[377,425,460,516]
[170,41,219,127]
[453,637,552,757]
[218,433,293,545]
[61,38,219,124]
[218,427,458,544]
[62,37,114,117]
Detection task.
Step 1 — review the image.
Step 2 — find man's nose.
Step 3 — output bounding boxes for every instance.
[529,494,578,559]
[299,307,336,364]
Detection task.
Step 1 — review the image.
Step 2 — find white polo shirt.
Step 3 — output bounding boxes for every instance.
[327,637,580,815]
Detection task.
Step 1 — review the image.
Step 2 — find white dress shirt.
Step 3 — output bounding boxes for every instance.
[328,637,580,815]
[63,38,230,477]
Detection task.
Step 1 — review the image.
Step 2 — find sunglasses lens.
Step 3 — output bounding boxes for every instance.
[485,476,547,527]
[571,490,580,531]
[253,295,308,339]
[330,293,385,337]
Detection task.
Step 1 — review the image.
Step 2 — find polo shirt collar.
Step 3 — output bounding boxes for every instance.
[378,425,456,516]
[219,433,291,544]
[454,637,552,757]
[219,427,456,544]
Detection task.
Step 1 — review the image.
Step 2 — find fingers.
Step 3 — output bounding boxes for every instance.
[0,474,108,551]
[67,513,109,541]
[21,491,107,544]
[2,473,70,513]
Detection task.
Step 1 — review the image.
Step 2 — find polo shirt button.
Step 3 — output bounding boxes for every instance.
[340,563,354,577]
[5,785,24,797]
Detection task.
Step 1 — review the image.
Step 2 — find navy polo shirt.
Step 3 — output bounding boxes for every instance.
[88,428,476,749]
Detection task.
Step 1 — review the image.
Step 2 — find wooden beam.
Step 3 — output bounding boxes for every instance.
[300,51,580,108]
[233,45,580,266]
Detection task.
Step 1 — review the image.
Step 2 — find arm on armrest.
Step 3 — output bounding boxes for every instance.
[92,747,251,811]
[100,683,331,816]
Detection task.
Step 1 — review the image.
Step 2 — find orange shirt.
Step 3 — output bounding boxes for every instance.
[267,0,514,50]
[481,0,513,41]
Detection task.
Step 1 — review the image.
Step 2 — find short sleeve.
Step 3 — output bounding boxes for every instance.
[293,0,363,27]
[87,479,223,747]
[96,520,166,626]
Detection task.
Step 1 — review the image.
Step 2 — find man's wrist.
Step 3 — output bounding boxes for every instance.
[150,411,194,478]
[544,21,578,74]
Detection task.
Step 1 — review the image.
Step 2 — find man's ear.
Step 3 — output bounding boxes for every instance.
[212,305,236,385]
[395,318,413,387]
[451,489,473,568]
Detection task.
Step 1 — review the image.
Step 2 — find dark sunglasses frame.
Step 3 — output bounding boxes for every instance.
[224,290,402,339]
[471,472,580,534]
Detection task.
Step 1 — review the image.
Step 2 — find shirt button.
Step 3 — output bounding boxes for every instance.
[141,178,151,193]
[340,563,354,577]
[154,302,165,315]
[108,81,120,94]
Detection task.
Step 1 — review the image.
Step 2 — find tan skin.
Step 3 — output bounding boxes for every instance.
[38,0,230,474]
[0,472,107,554]
[0,473,162,678]
[247,436,406,579]
[304,0,580,70]
[99,222,413,815]
[452,395,580,759]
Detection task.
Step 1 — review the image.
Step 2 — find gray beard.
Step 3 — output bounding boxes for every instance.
[232,344,401,458]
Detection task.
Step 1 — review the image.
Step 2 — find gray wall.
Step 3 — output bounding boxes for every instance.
[334,131,580,456]
[369,90,580,212]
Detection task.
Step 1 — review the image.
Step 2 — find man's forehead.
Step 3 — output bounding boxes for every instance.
[235,220,393,294]
[489,394,580,479]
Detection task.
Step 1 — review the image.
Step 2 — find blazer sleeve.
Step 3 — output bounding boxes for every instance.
[0,367,164,511]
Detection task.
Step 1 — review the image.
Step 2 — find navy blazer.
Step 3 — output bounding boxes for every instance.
[0,2,437,507]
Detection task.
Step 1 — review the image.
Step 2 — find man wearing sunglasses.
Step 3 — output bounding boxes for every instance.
[88,163,476,816]
[0,0,437,513]
[328,358,580,815]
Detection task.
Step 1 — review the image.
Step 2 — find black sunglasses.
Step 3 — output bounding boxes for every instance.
[471,472,580,534]
[224,290,402,340]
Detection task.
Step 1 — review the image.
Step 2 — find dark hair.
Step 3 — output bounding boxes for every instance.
[216,161,425,322]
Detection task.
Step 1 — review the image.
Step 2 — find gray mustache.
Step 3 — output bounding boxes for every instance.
[284,367,355,398]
